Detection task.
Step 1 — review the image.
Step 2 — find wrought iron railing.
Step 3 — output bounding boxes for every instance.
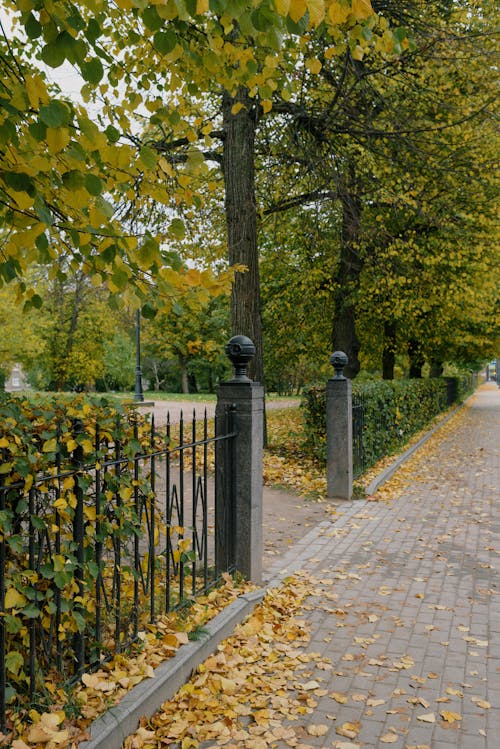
[0,407,236,727]
[352,396,365,478]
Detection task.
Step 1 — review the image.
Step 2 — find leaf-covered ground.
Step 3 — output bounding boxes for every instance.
[1,403,470,748]
[119,394,495,748]
[2,575,255,749]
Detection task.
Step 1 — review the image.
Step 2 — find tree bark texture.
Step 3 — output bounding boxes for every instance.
[382,321,397,380]
[222,88,264,385]
[332,162,362,379]
[408,339,424,378]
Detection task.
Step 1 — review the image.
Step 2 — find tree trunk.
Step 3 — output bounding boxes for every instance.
[382,321,397,380]
[429,359,444,377]
[332,162,362,379]
[408,339,424,378]
[222,87,264,385]
[179,355,189,394]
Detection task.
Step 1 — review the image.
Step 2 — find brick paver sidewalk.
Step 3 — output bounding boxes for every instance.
[263,384,500,748]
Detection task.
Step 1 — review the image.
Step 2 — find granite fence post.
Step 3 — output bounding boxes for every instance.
[326,351,353,500]
[215,336,264,584]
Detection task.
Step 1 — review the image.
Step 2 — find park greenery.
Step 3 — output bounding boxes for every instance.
[0,0,498,392]
[0,3,497,741]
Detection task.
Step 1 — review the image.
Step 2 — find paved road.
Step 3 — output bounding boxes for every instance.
[262,383,500,748]
[134,397,298,427]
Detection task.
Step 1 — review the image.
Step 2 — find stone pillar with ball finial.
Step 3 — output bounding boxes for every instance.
[326,351,353,500]
[215,336,264,583]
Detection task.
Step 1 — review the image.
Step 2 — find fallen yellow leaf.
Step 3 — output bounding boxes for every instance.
[380,733,398,743]
[337,721,360,739]
[331,691,349,704]
[471,696,491,709]
[307,723,328,736]
[440,710,462,723]
[367,698,385,707]
[417,712,436,723]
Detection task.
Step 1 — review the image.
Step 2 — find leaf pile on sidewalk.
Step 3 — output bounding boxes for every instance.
[2,575,254,749]
[124,572,323,749]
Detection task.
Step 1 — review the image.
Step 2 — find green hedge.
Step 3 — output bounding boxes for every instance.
[301,376,468,473]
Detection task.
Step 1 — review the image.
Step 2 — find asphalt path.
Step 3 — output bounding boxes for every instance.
[134,397,298,426]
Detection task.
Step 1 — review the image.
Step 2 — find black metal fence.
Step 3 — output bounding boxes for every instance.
[352,397,365,479]
[0,407,237,727]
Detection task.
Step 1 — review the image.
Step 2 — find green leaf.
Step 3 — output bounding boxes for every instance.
[21,603,40,619]
[105,125,121,143]
[4,172,33,193]
[63,170,85,190]
[81,58,104,84]
[286,14,309,34]
[73,610,86,632]
[85,173,103,196]
[35,231,49,253]
[85,18,102,43]
[142,6,163,31]
[0,120,16,145]
[67,9,86,32]
[153,29,177,55]
[87,560,100,579]
[172,301,183,316]
[140,235,159,265]
[31,294,43,310]
[95,195,114,219]
[25,12,42,39]
[54,570,72,589]
[39,101,70,128]
[5,614,23,635]
[210,0,230,13]
[141,301,157,319]
[184,0,197,16]
[34,196,54,226]
[5,651,24,676]
[41,40,66,68]
[28,121,47,141]
[7,536,23,555]
[139,146,157,169]
[169,218,186,239]
[1,259,18,282]
[162,249,183,271]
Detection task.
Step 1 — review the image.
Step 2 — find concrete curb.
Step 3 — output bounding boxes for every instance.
[79,588,265,749]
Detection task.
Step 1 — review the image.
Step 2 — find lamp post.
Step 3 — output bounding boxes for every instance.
[134,309,144,402]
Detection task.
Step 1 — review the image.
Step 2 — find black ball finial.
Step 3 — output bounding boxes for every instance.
[225,335,255,382]
[330,351,348,379]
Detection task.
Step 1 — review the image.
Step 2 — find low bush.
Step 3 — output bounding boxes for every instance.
[301,377,467,471]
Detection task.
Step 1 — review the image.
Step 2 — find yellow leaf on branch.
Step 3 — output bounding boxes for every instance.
[231,102,246,115]
[351,0,374,20]
[5,588,28,609]
[306,57,322,74]
[307,0,325,27]
[274,0,291,16]
[328,1,350,25]
[46,127,71,153]
[289,0,308,23]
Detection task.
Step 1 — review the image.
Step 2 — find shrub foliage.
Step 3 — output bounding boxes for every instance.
[301,376,471,473]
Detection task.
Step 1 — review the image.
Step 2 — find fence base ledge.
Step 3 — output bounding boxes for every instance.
[79,588,266,749]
